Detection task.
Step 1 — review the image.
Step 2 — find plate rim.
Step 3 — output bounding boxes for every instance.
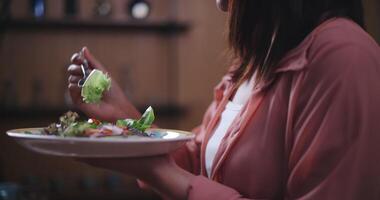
[6,127,194,143]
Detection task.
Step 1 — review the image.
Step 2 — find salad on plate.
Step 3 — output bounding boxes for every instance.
[43,106,160,138]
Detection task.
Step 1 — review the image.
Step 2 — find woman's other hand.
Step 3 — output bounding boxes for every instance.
[67,47,140,122]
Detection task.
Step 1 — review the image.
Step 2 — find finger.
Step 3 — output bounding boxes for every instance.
[68,83,82,104]
[68,64,83,76]
[82,47,106,71]
[68,75,82,84]
[70,53,83,65]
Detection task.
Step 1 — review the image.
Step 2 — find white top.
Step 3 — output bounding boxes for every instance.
[205,77,254,177]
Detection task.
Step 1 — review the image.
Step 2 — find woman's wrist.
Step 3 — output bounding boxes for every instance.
[121,100,141,119]
[114,90,141,119]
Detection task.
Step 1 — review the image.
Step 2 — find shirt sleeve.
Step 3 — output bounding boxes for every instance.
[286,42,380,199]
[187,41,380,199]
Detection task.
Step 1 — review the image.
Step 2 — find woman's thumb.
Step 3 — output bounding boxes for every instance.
[82,47,106,71]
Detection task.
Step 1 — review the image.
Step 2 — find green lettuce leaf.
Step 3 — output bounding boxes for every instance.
[62,122,97,137]
[116,119,135,128]
[81,69,111,104]
[116,106,155,132]
[137,106,155,130]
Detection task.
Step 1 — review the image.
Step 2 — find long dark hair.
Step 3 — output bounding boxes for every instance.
[228,0,365,83]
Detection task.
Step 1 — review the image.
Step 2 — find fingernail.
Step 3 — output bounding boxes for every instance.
[70,53,79,62]
[68,64,76,71]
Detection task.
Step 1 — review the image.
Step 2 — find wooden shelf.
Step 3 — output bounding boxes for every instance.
[0,19,190,34]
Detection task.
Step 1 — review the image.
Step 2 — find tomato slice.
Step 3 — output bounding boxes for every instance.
[88,118,101,125]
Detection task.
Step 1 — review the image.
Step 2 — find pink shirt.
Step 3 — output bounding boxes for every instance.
[173,18,380,199]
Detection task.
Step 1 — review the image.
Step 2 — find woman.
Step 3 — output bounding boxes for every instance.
[68,0,380,199]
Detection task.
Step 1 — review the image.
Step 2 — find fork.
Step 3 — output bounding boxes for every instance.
[70,50,91,87]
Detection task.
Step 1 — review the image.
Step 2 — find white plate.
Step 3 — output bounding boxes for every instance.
[7,128,194,158]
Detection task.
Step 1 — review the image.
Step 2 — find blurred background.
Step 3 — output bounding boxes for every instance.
[0,0,378,199]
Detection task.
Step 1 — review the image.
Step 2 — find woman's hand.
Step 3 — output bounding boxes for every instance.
[80,155,193,200]
[67,47,140,122]
[82,155,171,180]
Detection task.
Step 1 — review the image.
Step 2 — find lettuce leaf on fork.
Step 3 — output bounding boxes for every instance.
[81,69,111,104]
